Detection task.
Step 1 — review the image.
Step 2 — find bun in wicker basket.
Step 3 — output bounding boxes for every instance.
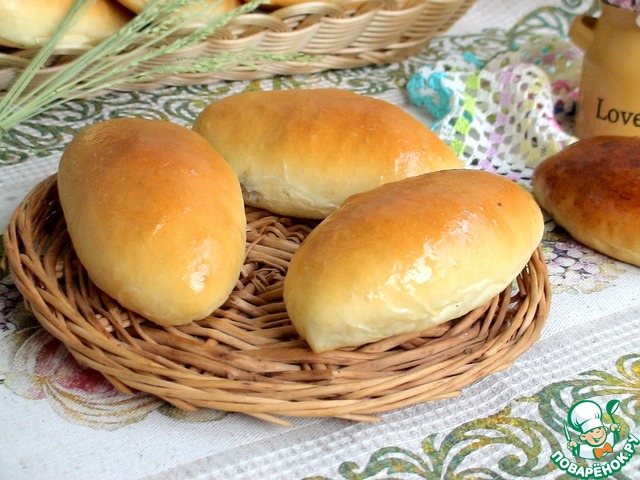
[3,175,550,426]
[0,0,477,91]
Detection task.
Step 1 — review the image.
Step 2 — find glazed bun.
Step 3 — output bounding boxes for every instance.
[284,169,544,352]
[57,118,246,326]
[258,0,343,8]
[193,88,462,219]
[115,0,241,21]
[0,0,132,49]
[532,135,640,266]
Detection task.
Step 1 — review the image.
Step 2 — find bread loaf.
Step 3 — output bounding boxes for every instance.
[0,0,132,49]
[115,0,241,21]
[257,0,342,8]
[193,88,462,219]
[57,118,246,326]
[284,169,544,352]
[532,135,640,266]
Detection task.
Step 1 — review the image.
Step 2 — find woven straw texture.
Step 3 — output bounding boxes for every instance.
[3,175,551,426]
[0,0,476,92]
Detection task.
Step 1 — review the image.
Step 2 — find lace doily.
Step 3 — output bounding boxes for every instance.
[407,36,583,184]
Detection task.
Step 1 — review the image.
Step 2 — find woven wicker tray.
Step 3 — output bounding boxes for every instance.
[0,0,476,92]
[3,175,550,426]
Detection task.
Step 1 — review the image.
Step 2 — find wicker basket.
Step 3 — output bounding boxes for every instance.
[0,0,476,92]
[2,175,551,425]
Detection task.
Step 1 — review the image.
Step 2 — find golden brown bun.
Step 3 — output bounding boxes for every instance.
[256,0,343,8]
[284,169,544,352]
[0,0,132,49]
[115,0,241,20]
[532,135,640,266]
[193,89,462,219]
[57,118,246,326]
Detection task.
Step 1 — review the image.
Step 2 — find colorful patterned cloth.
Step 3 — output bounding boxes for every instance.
[2,1,640,479]
[407,37,581,180]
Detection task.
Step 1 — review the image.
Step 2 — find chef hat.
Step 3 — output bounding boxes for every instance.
[569,400,604,434]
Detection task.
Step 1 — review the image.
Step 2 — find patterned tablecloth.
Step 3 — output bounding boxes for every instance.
[2,0,640,479]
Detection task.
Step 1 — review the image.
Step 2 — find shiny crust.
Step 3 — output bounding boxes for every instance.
[0,0,132,48]
[258,0,342,8]
[193,88,462,219]
[532,135,640,266]
[283,169,544,352]
[115,0,241,15]
[57,118,246,326]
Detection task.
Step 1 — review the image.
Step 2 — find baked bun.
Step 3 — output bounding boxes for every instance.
[115,0,241,21]
[0,0,132,49]
[193,88,462,219]
[532,135,640,266]
[284,169,544,352]
[256,0,343,9]
[57,118,246,326]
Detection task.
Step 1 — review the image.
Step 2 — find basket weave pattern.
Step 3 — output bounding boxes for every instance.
[0,0,477,91]
[3,176,550,425]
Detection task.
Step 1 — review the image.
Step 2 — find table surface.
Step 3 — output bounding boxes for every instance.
[2,1,640,479]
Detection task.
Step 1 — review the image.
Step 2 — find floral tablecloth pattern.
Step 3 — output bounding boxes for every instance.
[2,1,640,479]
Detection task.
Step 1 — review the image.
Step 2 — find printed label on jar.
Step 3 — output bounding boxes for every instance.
[595,98,640,127]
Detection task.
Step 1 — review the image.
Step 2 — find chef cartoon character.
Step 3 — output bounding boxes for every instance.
[566,400,620,460]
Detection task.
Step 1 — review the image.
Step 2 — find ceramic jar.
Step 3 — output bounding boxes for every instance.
[570,1,640,138]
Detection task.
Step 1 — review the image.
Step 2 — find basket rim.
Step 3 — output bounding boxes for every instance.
[3,174,551,426]
[0,0,478,90]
